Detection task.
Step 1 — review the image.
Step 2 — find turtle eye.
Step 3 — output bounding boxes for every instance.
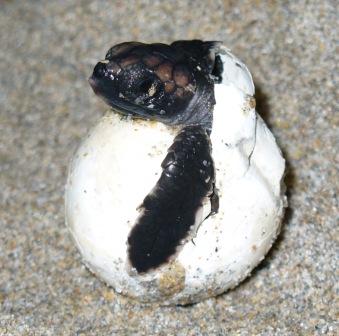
[138,78,154,94]
[136,77,163,102]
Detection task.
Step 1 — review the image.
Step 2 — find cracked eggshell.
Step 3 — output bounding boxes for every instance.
[65,46,286,305]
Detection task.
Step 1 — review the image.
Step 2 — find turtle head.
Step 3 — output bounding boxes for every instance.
[89,41,220,126]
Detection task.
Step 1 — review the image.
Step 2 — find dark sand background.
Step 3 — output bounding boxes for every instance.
[0,1,337,335]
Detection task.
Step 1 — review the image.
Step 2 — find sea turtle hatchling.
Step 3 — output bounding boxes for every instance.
[65,40,286,305]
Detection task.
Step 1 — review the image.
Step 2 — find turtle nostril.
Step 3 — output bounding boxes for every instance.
[93,62,107,79]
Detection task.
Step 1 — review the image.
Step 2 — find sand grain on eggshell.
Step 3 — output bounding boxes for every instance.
[0,1,337,335]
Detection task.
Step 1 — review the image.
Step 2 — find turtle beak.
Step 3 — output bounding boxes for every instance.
[88,74,146,119]
[89,60,111,94]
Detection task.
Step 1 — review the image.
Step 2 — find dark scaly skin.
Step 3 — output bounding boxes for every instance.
[89,40,221,273]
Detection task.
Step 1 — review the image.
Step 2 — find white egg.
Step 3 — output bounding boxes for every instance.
[65,46,286,305]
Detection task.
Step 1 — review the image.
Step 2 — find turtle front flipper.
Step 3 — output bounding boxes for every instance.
[127,126,218,274]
